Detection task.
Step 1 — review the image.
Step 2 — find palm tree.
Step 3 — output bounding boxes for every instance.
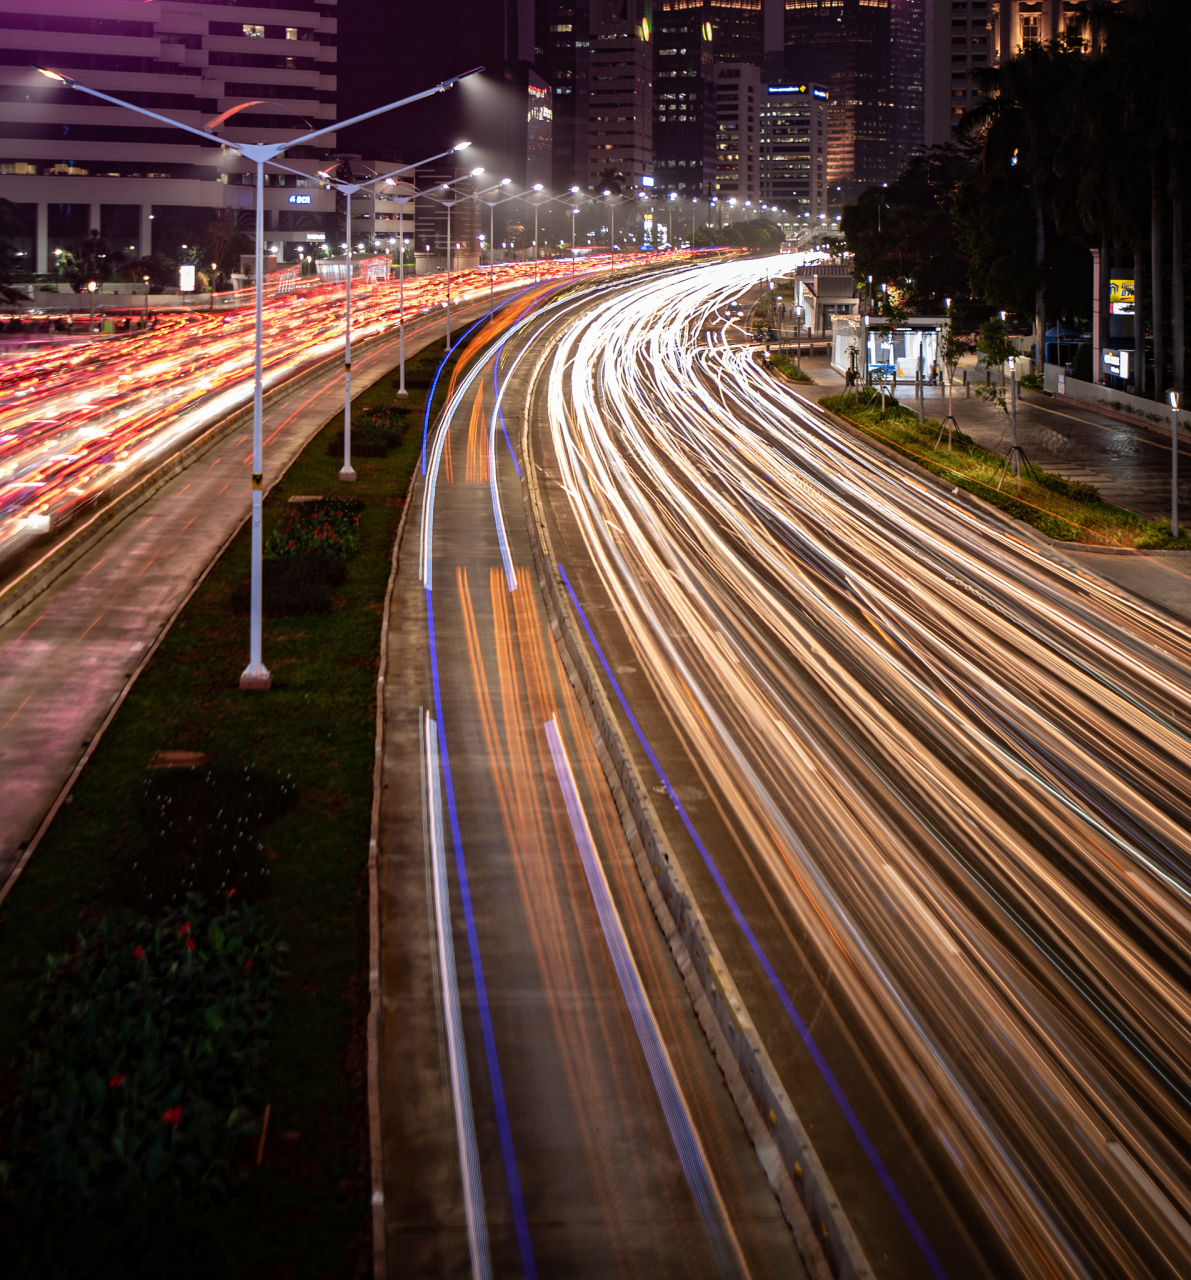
[961,43,1084,375]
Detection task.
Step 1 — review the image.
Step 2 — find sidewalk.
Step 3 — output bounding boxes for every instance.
[784,354,1191,628]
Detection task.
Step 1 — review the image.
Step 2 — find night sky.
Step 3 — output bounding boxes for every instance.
[336,0,519,178]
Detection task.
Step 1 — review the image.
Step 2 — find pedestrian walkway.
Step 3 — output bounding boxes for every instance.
[786,354,1191,627]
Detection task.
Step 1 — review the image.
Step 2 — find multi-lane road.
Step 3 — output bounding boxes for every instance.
[516,259,1191,1279]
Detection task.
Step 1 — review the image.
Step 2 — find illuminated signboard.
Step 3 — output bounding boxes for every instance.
[179,264,195,292]
[1109,278,1134,315]
[288,194,312,205]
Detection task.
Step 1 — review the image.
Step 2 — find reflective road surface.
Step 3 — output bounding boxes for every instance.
[531,257,1191,1279]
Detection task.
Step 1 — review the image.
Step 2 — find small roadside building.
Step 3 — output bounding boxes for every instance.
[831,314,949,383]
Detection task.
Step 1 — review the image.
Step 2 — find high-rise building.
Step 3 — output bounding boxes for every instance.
[783,0,924,206]
[707,0,765,67]
[586,0,653,190]
[758,82,828,225]
[0,1,339,273]
[713,62,760,204]
[653,2,716,197]
[534,0,591,191]
[926,0,1111,147]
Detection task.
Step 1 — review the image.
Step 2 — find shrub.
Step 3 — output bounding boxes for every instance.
[325,404,408,459]
[116,764,295,911]
[1018,371,1045,392]
[769,353,814,384]
[229,550,348,617]
[1,895,284,1269]
[264,498,363,561]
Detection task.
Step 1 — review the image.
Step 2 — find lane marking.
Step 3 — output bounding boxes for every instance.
[424,712,492,1280]
[80,612,104,637]
[545,718,752,1280]
[1,694,31,732]
[425,586,538,1278]
[16,613,47,640]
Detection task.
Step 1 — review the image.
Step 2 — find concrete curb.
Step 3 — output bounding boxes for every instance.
[367,449,422,1280]
[519,340,871,1280]
[0,323,406,633]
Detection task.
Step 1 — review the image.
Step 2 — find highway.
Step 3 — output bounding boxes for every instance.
[518,257,1191,1279]
[0,252,674,574]
[380,280,808,1277]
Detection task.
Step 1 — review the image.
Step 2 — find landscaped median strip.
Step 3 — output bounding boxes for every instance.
[0,337,460,1278]
[818,390,1191,552]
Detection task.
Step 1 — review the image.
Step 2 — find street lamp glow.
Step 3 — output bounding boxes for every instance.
[31,59,486,691]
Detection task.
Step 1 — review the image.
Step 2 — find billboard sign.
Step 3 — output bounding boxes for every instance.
[1109,277,1135,315]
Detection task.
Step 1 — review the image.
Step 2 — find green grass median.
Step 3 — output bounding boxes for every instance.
[0,338,454,1278]
[821,390,1191,549]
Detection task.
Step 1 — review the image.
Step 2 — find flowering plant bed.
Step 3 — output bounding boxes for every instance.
[1,895,283,1262]
[265,497,364,561]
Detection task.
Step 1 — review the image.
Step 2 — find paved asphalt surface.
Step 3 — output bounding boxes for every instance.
[0,305,474,890]
[522,257,1191,1280]
[380,281,805,1278]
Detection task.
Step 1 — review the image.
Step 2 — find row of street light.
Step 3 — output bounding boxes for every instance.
[34,59,484,690]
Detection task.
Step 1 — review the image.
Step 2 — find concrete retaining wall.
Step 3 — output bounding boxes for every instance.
[1042,364,1189,430]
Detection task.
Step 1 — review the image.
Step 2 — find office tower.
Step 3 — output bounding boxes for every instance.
[926,0,1112,147]
[586,0,653,190]
[0,1,338,272]
[534,0,591,190]
[713,62,760,204]
[707,0,765,67]
[653,2,716,197]
[413,166,482,270]
[783,0,924,206]
[759,83,828,224]
[989,0,1104,59]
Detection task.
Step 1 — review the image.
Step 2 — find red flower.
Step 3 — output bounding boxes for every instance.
[244,960,253,971]
[108,1074,125,1089]
[179,921,191,937]
[185,937,195,952]
[133,945,144,960]
[162,1106,184,1128]
[226,887,238,898]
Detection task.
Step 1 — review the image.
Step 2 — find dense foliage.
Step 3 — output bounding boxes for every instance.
[1,895,283,1271]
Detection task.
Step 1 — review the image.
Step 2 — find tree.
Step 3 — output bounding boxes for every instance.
[59,228,125,292]
[200,220,253,291]
[961,41,1085,372]
[115,253,177,293]
[0,198,26,305]
[841,145,976,311]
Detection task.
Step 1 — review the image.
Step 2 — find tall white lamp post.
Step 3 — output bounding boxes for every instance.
[480,181,517,304]
[308,145,470,477]
[1170,389,1181,537]
[34,62,484,689]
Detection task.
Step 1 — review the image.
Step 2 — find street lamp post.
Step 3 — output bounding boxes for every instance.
[481,182,518,305]
[87,279,96,333]
[530,183,545,281]
[795,304,803,371]
[35,61,485,690]
[142,275,150,324]
[1170,389,1181,537]
[310,145,471,475]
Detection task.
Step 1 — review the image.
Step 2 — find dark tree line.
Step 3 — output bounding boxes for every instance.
[842,0,1190,401]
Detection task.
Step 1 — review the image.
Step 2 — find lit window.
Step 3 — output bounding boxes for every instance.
[243,24,265,38]
[285,27,299,40]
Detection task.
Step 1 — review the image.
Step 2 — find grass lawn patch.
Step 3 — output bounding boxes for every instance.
[0,334,459,1278]
[820,390,1191,549]
[767,353,814,384]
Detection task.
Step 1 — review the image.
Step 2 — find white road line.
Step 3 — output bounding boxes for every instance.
[425,711,492,1280]
[544,716,752,1280]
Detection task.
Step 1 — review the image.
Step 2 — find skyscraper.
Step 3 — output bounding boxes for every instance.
[586,0,653,190]
[759,82,828,223]
[783,0,924,206]
[534,0,591,190]
[714,62,761,204]
[653,2,716,197]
